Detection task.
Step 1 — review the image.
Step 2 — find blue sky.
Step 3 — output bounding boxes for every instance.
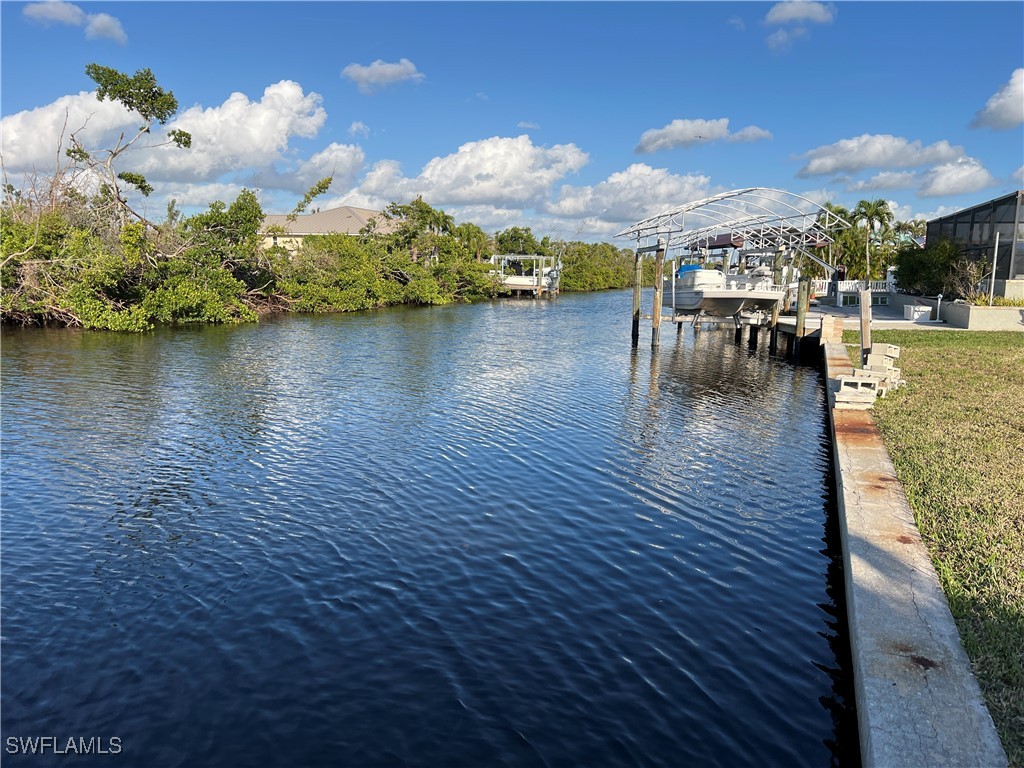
[2,1,1022,242]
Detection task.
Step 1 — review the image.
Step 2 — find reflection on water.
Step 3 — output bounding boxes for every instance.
[1,291,856,767]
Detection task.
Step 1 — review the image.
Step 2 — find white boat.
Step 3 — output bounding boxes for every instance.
[662,265,785,317]
[489,254,561,296]
[498,267,559,293]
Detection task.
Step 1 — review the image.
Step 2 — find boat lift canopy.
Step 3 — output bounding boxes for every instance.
[615,188,851,275]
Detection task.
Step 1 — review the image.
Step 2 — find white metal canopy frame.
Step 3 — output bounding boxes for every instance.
[615,188,852,267]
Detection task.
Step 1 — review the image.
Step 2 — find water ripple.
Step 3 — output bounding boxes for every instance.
[2,295,852,767]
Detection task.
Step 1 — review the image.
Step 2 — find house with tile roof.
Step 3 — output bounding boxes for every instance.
[261,206,396,251]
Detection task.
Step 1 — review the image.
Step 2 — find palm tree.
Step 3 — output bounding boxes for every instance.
[455,222,491,262]
[429,208,455,236]
[851,199,893,288]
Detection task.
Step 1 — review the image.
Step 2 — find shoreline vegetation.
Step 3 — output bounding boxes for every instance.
[0,63,646,332]
[1,188,644,332]
[846,329,1024,767]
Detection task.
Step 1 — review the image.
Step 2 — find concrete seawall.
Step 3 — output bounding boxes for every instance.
[822,342,1007,767]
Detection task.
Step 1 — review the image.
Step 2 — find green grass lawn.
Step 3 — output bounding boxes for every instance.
[844,329,1024,766]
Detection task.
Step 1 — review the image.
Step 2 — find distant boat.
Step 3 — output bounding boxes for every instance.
[662,264,785,317]
[489,254,560,296]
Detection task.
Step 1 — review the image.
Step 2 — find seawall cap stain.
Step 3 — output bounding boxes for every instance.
[823,342,1008,768]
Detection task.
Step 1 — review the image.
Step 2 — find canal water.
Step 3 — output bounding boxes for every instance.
[1,290,855,767]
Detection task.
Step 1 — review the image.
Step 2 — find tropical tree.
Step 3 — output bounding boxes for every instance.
[495,226,542,254]
[65,64,192,227]
[851,199,893,286]
[816,202,853,270]
[892,218,925,245]
[454,222,492,262]
[427,207,455,236]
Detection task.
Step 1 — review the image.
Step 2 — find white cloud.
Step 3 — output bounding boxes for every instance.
[971,69,1024,130]
[637,118,728,152]
[726,125,774,143]
[155,181,250,210]
[0,80,329,197]
[543,163,713,224]
[23,1,85,25]
[885,200,917,222]
[341,58,425,95]
[765,1,836,25]
[84,13,126,44]
[848,171,918,192]
[23,1,126,43]
[0,91,137,173]
[348,121,369,138]
[351,135,588,209]
[636,118,771,153]
[1013,166,1024,183]
[798,134,963,176]
[517,121,540,130]
[918,157,997,197]
[727,16,746,32]
[766,27,808,52]
[258,143,365,195]
[135,81,327,181]
[763,2,832,51]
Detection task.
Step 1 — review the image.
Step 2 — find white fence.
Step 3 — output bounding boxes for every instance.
[812,279,893,295]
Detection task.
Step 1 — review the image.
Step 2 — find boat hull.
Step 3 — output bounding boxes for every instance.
[662,279,783,317]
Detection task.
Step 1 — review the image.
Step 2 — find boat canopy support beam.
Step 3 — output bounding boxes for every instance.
[616,188,852,265]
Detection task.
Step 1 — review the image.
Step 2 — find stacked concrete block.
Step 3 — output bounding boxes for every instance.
[833,343,905,409]
[864,344,905,394]
[834,374,881,409]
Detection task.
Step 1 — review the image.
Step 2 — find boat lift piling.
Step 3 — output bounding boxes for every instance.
[651,243,666,348]
[631,239,666,349]
[794,276,811,355]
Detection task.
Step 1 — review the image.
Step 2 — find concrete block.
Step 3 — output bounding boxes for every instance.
[833,391,875,409]
[839,375,879,395]
[864,353,894,370]
[871,343,901,359]
[852,368,891,396]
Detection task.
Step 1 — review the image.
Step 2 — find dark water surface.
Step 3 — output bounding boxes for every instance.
[2,290,854,767]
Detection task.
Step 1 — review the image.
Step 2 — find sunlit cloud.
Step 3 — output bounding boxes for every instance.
[350,134,588,210]
[543,163,713,224]
[341,58,425,95]
[848,171,918,192]
[765,1,836,25]
[918,157,996,197]
[763,1,834,51]
[798,134,963,177]
[23,1,126,44]
[636,118,772,153]
[971,68,1024,130]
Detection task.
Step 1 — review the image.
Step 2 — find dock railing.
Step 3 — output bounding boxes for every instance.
[814,279,894,295]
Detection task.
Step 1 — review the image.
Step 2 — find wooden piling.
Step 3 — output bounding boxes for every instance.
[769,297,781,353]
[859,289,872,364]
[651,243,666,348]
[794,276,810,353]
[631,251,642,348]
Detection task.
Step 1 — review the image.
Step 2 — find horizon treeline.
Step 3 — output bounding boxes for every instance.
[0,63,641,332]
[0,185,644,331]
